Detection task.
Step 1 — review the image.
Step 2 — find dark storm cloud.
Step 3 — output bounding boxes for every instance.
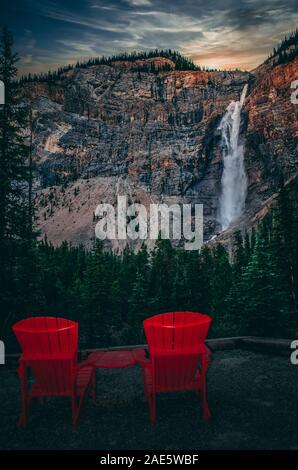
[1,0,297,73]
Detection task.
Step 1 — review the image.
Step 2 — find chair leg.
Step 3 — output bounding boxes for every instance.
[92,369,97,403]
[18,409,27,428]
[148,392,157,425]
[19,394,29,428]
[71,395,77,426]
[18,366,29,428]
[74,391,88,427]
[201,372,211,422]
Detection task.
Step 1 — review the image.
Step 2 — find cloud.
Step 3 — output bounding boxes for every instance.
[125,0,152,5]
[9,0,298,74]
[56,38,99,56]
[21,54,33,65]
[34,7,128,33]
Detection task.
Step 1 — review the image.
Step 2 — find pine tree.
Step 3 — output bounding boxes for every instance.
[0,28,32,337]
[240,227,290,335]
[128,270,148,334]
[171,250,190,309]
[0,27,29,240]
[185,251,204,311]
[108,277,125,343]
[244,232,252,265]
[197,245,213,314]
[233,231,246,273]
[270,182,297,317]
[149,238,175,312]
[211,244,232,331]
[81,243,109,346]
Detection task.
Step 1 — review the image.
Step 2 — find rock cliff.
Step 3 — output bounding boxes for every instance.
[21,54,298,248]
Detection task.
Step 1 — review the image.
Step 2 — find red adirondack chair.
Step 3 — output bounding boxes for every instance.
[13,316,96,427]
[143,311,212,425]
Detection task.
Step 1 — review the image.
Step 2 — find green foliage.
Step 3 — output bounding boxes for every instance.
[0,27,29,240]
[224,180,298,336]
[3,177,298,350]
[0,27,34,344]
[233,230,289,335]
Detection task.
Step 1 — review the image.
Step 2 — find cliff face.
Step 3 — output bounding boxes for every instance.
[244,59,298,218]
[23,56,298,247]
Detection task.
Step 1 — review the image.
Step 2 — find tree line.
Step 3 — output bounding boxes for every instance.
[18,48,224,85]
[2,180,298,351]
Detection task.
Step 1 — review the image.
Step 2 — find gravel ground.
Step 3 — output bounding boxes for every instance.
[0,349,297,450]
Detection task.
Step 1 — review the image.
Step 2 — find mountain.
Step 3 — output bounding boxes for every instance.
[20,49,298,249]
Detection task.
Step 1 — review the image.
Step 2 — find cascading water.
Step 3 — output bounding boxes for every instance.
[218,84,248,230]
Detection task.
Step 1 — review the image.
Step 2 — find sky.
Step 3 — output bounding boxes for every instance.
[2,0,298,75]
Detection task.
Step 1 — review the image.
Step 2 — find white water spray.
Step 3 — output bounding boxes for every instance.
[218,84,248,230]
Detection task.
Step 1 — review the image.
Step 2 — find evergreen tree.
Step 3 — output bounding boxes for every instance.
[0,27,31,338]
[171,250,191,309]
[0,27,29,240]
[149,238,175,312]
[185,251,205,311]
[128,270,149,333]
[233,231,247,273]
[80,243,109,346]
[109,278,122,323]
[270,182,297,318]
[210,244,232,331]
[197,245,213,313]
[239,227,290,335]
[244,232,252,265]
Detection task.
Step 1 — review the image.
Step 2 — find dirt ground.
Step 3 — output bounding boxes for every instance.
[0,349,297,450]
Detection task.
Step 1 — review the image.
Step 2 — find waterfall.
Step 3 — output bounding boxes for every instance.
[218,84,248,230]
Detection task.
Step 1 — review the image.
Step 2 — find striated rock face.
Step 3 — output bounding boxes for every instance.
[244,59,298,220]
[22,56,298,248]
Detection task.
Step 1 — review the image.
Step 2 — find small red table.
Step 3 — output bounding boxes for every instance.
[85,348,148,369]
[85,349,148,400]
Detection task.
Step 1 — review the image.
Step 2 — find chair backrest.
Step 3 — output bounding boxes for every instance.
[144,311,211,391]
[13,316,78,394]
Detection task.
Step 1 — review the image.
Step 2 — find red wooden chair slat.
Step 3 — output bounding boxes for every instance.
[143,311,212,424]
[13,316,95,427]
[172,311,186,350]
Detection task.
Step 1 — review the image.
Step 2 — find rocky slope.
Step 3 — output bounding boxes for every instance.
[22,55,298,248]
